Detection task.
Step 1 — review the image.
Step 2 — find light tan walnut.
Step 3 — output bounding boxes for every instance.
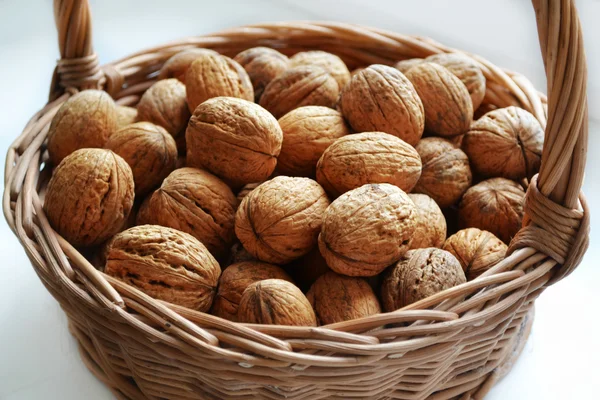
[234,47,290,102]
[408,193,447,249]
[393,58,425,74]
[104,225,221,311]
[339,64,424,146]
[44,149,134,247]
[289,50,351,90]
[115,105,137,130]
[158,48,220,82]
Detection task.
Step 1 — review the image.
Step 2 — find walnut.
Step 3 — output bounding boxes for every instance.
[237,279,317,326]
[413,137,472,208]
[185,53,253,112]
[47,90,118,165]
[381,248,466,311]
[339,65,424,146]
[44,149,134,247]
[319,183,418,277]
[104,225,221,311]
[306,271,381,325]
[463,106,544,180]
[426,53,486,110]
[350,68,364,77]
[211,261,292,321]
[458,178,525,244]
[115,105,137,129]
[158,48,220,82]
[186,97,282,188]
[233,47,290,102]
[474,103,498,120]
[443,228,507,280]
[226,242,256,266]
[105,122,177,196]
[277,106,350,177]
[405,62,473,137]
[393,58,424,74]
[289,51,351,90]
[235,177,330,264]
[408,193,446,249]
[137,167,237,258]
[236,182,262,204]
[284,247,331,292]
[259,66,339,118]
[316,132,422,197]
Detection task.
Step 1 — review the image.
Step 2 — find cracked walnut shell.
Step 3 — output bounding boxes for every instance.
[105,225,221,311]
[289,51,351,90]
[316,132,422,197]
[234,47,290,102]
[44,148,134,247]
[381,248,466,311]
[235,177,330,264]
[319,183,418,277]
[408,193,447,249]
[237,279,317,326]
[159,48,219,82]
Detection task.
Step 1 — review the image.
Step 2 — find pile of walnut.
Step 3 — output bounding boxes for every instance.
[43,47,544,327]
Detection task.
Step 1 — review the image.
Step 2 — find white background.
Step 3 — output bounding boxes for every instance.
[0,0,599,399]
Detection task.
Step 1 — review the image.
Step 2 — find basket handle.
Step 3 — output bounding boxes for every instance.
[50,0,589,284]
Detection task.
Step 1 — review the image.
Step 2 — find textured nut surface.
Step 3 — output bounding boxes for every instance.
[463,106,544,180]
[44,149,134,247]
[235,177,330,264]
[47,90,118,165]
[137,79,191,141]
[185,53,253,112]
[289,51,351,90]
[285,247,331,292]
[105,122,177,196]
[137,168,237,258]
[259,66,339,119]
[277,106,350,177]
[211,261,292,321]
[393,58,425,74]
[158,48,220,82]
[413,137,472,208]
[408,193,447,249]
[186,97,282,187]
[236,182,263,205]
[443,228,507,280]
[339,65,424,145]
[237,279,317,326]
[405,62,473,137]
[381,248,466,311]
[316,132,422,197]
[115,105,138,130]
[319,183,418,277]
[105,225,221,311]
[426,53,486,110]
[226,242,256,266]
[458,178,525,244]
[306,271,381,325]
[234,47,290,101]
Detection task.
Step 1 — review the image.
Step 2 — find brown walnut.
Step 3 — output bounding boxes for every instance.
[233,47,290,101]
[226,242,256,266]
[393,58,425,74]
[284,247,331,292]
[236,182,263,205]
[289,50,351,90]
[115,105,137,130]
[474,103,498,120]
[408,193,447,249]
[158,48,220,82]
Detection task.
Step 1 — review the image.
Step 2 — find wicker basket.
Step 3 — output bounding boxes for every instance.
[3,0,590,399]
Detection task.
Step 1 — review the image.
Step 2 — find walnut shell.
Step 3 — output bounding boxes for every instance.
[259,66,339,118]
[115,105,138,130]
[211,261,292,321]
[463,106,544,180]
[405,62,473,137]
[393,58,424,74]
[137,79,191,143]
[186,97,282,187]
[474,103,498,120]
[47,90,118,165]
[105,225,221,311]
[316,132,422,197]
[284,247,331,292]
[319,183,418,277]
[158,48,220,82]
[289,51,351,90]
[105,122,177,196]
[381,248,466,311]
[458,178,525,244]
[443,228,507,280]
[426,53,486,110]
[408,193,446,249]
[226,242,256,266]
[233,47,290,102]
[339,65,424,146]
[235,177,330,264]
[413,137,472,208]
[44,149,134,247]
[277,106,350,177]
[306,271,381,325]
[237,279,316,326]
[137,168,237,258]
[185,53,253,112]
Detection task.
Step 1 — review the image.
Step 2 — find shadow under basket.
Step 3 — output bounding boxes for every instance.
[3,0,590,399]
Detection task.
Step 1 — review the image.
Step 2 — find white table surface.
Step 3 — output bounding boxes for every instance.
[1,0,599,399]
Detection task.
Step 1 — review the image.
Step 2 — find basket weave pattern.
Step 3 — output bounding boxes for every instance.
[3,0,590,399]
